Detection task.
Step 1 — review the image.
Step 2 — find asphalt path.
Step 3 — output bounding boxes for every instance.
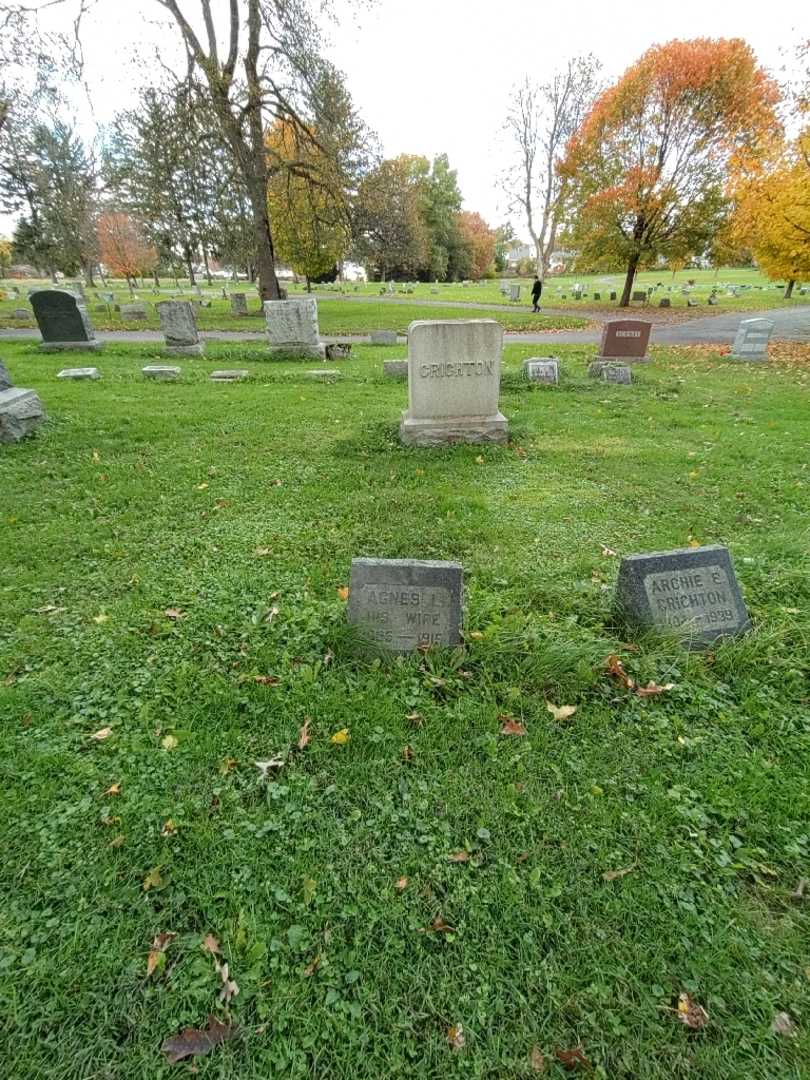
[2,306,808,347]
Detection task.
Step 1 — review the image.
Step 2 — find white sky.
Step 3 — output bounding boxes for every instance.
[1,0,807,239]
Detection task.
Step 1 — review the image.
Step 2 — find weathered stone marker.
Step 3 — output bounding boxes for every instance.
[509,283,521,302]
[0,361,12,391]
[596,319,651,363]
[603,364,632,384]
[142,365,181,380]
[730,317,775,362]
[348,557,463,651]
[230,293,248,316]
[157,300,204,356]
[11,308,29,319]
[210,369,249,382]
[264,297,325,359]
[370,330,398,345]
[57,367,101,380]
[0,388,46,443]
[30,289,99,351]
[306,369,341,381]
[400,319,508,447]
[616,545,750,646]
[522,358,559,384]
[383,360,408,379]
[120,302,148,321]
[325,342,352,360]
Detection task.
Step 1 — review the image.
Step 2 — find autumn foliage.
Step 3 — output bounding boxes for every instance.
[562,39,779,305]
[456,211,496,279]
[96,212,157,283]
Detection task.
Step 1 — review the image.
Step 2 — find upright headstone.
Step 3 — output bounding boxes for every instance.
[119,302,148,321]
[509,283,521,302]
[596,319,651,363]
[263,298,325,360]
[230,293,248,316]
[522,358,559,384]
[399,319,507,447]
[615,545,750,646]
[370,330,398,345]
[348,558,463,652]
[157,300,204,356]
[0,361,13,391]
[659,298,671,308]
[730,318,775,363]
[383,360,408,379]
[11,309,29,320]
[0,388,46,443]
[30,289,99,351]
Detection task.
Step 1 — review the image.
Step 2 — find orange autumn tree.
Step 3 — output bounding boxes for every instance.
[97,212,158,290]
[456,211,496,279]
[562,39,779,306]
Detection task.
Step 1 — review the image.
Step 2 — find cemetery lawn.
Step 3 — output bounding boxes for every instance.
[2,338,810,1079]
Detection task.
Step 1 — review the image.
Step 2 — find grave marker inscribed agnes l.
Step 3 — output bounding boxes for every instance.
[348,558,463,652]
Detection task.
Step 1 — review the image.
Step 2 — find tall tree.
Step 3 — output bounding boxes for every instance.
[562,39,779,306]
[97,211,158,291]
[154,0,363,303]
[353,156,429,281]
[456,212,495,280]
[502,56,601,280]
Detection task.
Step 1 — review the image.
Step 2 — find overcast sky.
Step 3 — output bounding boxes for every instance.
[1,0,806,240]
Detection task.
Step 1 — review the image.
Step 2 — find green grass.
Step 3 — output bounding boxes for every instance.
[1,338,810,1078]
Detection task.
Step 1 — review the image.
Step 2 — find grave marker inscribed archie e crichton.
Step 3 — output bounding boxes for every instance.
[615,545,750,646]
[597,319,651,362]
[348,558,463,652]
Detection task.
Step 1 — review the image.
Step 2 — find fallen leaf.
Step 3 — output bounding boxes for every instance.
[161,819,178,837]
[33,604,66,615]
[677,992,709,1029]
[554,1047,592,1070]
[109,834,125,848]
[402,745,414,762]
[467,630,484,640]
[688,536,701,548]
[143,866,164,891]
[406,712,424,728]
[499,715,527,736]
[146,932,177,976]
[219,757,238,775]
[792,877,808,900]
[92,613,110,624]
[202,934,221,956]
[771,1011,797,1037]
[161,734,178,751]
[419,916,455,934]
[161,1015,237,1064]
[214,499,230,510]
[475,455,484,464]
[602,865,636,882]
[89,727,113,741]
[195,482,209,491]
[254,546,273,557]
[447,1023,465,1050]
[605,654,635,690]
[530,1044,546,1072]
[92,449,100,463]
[547,703,577,722]
[216,960,239,1004]
[255,757,285,778]
[448,851,470,863]
[337,586,350,601]
[164,608,186,620]
[636,681,675,698]
[253,674,280,686]
[600,545,617,557]
[395,876,409,891]
[515,446,527,458]
[330,728,350,745]
[303,954,321,977]
[103,783,121,796]
[297,717,311,750]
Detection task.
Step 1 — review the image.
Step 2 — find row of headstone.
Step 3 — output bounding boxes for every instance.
[347,544,750,652]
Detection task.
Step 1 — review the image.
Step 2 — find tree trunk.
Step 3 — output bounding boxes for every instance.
[153,270,160,288]
[784,278,795,299]
[84,263,96,287]
[185,251,196,287]
[245,176,281,302]
[50,267,58,284]
[620,253,640,307]
[306,276,312,293]
[203,248,212,285]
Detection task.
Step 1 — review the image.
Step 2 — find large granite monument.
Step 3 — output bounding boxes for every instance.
[264,298,325,360]
[30,289,99,351]
[399,319,508,447]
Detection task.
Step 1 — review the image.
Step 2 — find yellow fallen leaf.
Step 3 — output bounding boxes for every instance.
[602,865,636,881]
[146,932,177,976]
[330,728,350,745]
[467,630,484,640]
[109,834,125,848]
[161,734,178,751]
[103,783,121,796]
[337,586,350,601]
[475,455,484,464]
[546,703,577,722]
[688,537,701,548]
[195,482,209,491]
[677,991,709,1029]
[92,613,110,624]
[161,818,178,837]
[254,546,273,557]
[89,727,112,741]
[143,866,164,891]
[447,1023,465,1050]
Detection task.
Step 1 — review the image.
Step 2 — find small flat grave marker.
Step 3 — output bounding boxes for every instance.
[602,364,632,384]
[523,357,559,384]
[370,330,398,345]
[616,545,750,646]
[348,557,463,652]
[306,369,341,380]
[383,360,408,379]
[142,365,181,380]
[57,367,101,380]
[730,317,774,362]
[210,369,249,382]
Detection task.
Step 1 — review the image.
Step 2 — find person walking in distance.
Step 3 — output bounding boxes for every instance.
[531,277,543,312]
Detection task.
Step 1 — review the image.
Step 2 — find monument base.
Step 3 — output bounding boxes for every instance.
[165,344,204,357]
[400,411,509,448]
[593,354,649,365]
[39,340,101,352]
[729,354,769,363]
[267,343,326,361]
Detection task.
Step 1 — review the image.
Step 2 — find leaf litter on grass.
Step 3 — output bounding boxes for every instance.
[161,1015,237,1064]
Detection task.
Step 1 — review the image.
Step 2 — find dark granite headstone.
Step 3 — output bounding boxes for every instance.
[348,557,463,652]
[597,319,651,362]
[30,289,98,351]
[616,545,750,646]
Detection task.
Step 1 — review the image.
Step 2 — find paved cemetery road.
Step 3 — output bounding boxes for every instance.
[2,306,809,347]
